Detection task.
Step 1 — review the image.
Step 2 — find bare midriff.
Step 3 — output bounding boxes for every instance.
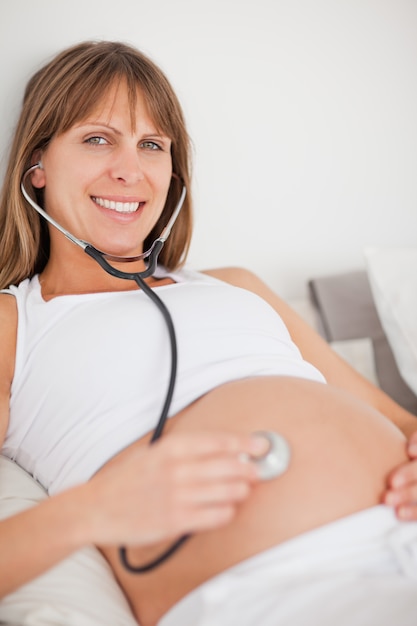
[100,376,407,626]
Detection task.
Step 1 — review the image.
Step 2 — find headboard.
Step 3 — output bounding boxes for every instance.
[309,270,417,415]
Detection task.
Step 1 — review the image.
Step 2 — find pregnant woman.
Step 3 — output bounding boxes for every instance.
[1,41,417,626]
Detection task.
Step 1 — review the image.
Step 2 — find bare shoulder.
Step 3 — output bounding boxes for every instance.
[0,293,17,392]
[0,293,17,428]
[0,291,18,328]
[202,266,291,310]
[203,266,271,293]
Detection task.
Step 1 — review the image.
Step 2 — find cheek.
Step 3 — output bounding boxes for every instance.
[159,172,175,206]
[150,157,173,193]
[49,165,93,198]
[42,166,88,217]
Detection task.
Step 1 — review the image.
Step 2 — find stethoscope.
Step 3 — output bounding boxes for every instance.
[21,163,186,279]
[21,163,291,573]
[22,162,190,572]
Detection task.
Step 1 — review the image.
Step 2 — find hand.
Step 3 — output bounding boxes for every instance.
[83,431,267,546]
[384,430,417,520]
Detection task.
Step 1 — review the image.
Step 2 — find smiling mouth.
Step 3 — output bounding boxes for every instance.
[92,196,145,214]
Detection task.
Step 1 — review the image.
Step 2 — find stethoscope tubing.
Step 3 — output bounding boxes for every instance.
[119,271,191,573]
[20,163,190,572]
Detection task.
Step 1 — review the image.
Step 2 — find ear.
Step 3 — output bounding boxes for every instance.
[30,151,46,189]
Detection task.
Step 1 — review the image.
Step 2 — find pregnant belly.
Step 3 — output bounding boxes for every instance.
[103,376,407,626]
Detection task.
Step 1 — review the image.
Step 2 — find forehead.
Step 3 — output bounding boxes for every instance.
[79,80,159,133]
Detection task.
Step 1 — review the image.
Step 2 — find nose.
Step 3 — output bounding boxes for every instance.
[109,146,145,185]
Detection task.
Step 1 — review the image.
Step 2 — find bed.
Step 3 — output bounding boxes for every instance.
[1,246,416,624]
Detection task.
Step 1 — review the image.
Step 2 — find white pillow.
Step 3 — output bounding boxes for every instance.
[364,247,417,396]
[0,455,138,626]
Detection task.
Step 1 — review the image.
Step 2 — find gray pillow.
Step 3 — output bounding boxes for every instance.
[308,270,417,414]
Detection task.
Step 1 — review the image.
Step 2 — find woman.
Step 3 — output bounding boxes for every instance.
[1,41,417,626]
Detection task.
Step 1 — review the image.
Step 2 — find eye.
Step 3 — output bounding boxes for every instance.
[85,136,108,145]
[140,140,162,151]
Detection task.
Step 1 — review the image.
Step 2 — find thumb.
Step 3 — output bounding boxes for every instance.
[407,430,417,458]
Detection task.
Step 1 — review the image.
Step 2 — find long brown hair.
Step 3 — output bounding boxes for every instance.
[0,41,193,289]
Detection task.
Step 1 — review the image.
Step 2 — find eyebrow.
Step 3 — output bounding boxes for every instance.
[75,121,170,141]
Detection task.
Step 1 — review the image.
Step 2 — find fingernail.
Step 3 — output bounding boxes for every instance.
[409,444,417,456]
[249,434,270,457]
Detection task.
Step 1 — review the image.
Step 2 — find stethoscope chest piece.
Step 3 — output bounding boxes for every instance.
[251,430,291,481]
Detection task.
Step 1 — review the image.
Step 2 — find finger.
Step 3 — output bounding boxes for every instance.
[386,458,417,489]
[395,503,417,522]
[172,456,260,484]
[384,483,417,508]
[179,480,251,506]
[160,430,269,460]
[408,432,417,458]
[182,504,237,533]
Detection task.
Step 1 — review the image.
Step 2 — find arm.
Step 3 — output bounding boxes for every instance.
[0,293,88,594]
[0,430,263,597]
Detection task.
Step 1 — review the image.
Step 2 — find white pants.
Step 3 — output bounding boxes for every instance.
[159,505,417,626]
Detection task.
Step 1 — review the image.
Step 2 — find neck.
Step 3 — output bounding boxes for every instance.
[41,234,159,297]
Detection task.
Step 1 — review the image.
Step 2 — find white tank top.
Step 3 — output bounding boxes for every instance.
[2,267,325,494]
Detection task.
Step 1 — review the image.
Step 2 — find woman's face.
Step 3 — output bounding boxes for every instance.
[32,81,173,259]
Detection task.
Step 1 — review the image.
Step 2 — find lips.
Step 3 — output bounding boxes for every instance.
[92,196,145,214]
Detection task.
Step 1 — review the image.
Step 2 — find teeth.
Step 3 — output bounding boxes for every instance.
[92,197,140,213]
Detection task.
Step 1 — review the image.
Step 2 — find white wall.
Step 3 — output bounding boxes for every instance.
[1,0,416,299]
